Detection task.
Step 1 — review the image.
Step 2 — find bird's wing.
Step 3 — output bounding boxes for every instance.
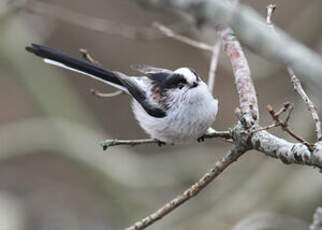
[113,72,167,118]
[131,64,172,75]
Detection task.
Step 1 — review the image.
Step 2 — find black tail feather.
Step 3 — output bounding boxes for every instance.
[26,44,124,88]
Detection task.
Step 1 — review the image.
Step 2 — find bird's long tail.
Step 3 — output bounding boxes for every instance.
[25,44,127,91]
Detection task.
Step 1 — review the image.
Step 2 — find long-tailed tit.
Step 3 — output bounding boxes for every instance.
[25,44,218,144]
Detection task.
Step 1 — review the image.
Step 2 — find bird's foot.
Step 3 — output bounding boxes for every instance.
[197,136,205,142]
[156,140,166,147]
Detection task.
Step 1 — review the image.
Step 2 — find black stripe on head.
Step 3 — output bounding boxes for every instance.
[187,67,200,81]
[163,74,187,89]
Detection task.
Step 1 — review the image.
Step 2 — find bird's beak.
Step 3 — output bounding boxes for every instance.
[190,82,199,88]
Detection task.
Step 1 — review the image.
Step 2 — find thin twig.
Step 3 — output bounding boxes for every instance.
[100,138,161,150]
[207,41,221,92]
[266,104,313,150]
[284,101,293,124]
[265,4,322,142]
[101,130,232,150]
[288,68,322,142]
[124,147,246,230]
[203,129,232,140]
[244,102,291,134]
[90,89,123,98]
[79,48,101,65]
[274,102,290,116]
[153,22,213,51]
[266,4,276,26]
[245,123,280,134]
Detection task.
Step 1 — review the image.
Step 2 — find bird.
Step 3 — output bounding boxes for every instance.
[25,44,218,144]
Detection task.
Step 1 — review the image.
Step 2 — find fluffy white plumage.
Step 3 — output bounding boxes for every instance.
[132,77,218,143]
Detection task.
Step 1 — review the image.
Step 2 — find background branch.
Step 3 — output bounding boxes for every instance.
[207,42,221,92]
[23,1,191,40]
[153,22,213,51]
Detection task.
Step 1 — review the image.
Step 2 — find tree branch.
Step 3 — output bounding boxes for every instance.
[216,25,258,120]
[100,138,161,150]
[251,130,322,169]
[124,147,246,230]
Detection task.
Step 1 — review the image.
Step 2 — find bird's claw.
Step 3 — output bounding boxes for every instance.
[156,140,166,147]
[197,136,205,142]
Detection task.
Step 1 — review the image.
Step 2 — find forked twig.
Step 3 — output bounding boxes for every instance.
[124,147,246,230]
[266,103,313,150]
[246,102,313,150]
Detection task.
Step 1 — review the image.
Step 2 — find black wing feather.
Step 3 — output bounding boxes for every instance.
[115,73,167,118]
[26,44,123,88]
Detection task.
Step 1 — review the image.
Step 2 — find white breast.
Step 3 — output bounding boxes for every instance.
[132,82,218,143]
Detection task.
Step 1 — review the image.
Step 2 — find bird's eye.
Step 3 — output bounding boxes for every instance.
[178,82,185,89]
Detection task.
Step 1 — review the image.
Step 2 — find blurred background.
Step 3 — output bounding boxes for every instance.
[0,0,322,229]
